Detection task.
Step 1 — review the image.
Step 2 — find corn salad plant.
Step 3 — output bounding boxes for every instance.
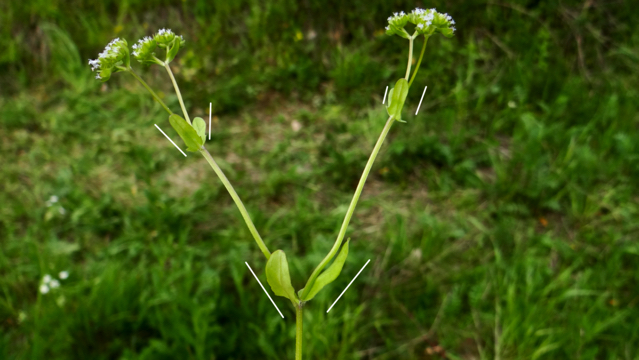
[88,8,455,359]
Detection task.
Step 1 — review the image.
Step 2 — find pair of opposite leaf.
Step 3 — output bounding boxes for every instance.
[168,114,207,152]
[266,239,350,306]
[386,78,410,122]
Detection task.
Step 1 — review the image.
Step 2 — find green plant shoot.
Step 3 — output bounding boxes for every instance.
[87,9,456,357]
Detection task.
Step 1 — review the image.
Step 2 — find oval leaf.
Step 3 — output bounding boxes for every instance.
[386,78,409,121]
[193,117,206,143]
[168,114,203,152]
[266,250,299,304]
[167,38,181,63]
[299,239,350,301]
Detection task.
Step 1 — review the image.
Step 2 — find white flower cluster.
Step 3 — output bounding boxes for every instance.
[132,36,153,57]
[39,271,68,294]
[386,7,456,38]
[45,195,66,215]
[88,38,129,81]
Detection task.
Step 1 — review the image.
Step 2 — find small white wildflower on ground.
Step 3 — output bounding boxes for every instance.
[43,274,52,284]
[50,279,60,289]
[59,271,69,279]
[39,284,50,294]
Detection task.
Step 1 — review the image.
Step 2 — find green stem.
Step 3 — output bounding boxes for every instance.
[295,304,303,360]
[128,68,173,115]
[162,60,191,125]
[404,37,414,80]
[200,147,271,259]
[408,36,429,88]
[300,116,394,299]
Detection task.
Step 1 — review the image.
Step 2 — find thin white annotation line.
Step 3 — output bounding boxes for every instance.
[154,124,187,157]
[245,262,285,319]
[327,259,371,313]
[382,86,389,104]
[208,102,212,140]
[415,86,428,115]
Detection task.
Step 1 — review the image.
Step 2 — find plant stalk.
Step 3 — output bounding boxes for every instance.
[163,61,191,125]
[301,116,395,299]
[295,304,303,360]
[408,36,429,88]
[200,147,271,259]
[128,68,173,115]
[404,37,414,80]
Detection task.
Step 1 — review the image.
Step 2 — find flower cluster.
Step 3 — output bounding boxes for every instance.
[154,28,186,63]
[88,38,130,82]
[39,271,68,294]
[386,8,456,38]
[132,36,161,65]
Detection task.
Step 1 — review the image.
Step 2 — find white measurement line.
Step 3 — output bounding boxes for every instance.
[327,259,371,313]
[245,262,285,318]
[415,86,428,115]
[154,124,187,157]
[382,86,389,104]
[208,102,212,140]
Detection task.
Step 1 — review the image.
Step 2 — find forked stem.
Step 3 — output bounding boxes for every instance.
[408,36,429,87]
[300,116,395,299]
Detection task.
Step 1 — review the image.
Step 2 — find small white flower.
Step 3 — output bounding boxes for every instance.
[50,280,60,289]
[417,23,424,29]
[96,74,101,80]
[59,271,69,279]
[58,207,66,215]
[43,274,52,284]
[132,44,139,50]
[50,195,58,203]
[39,284,50,294]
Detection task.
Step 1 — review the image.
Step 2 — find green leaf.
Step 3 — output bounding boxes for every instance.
[168,114,203,152]
[386,78,409,121]
[299,239,350,301]
[167,38,180,63]
[193,117,206,143]
[265,250,299,304]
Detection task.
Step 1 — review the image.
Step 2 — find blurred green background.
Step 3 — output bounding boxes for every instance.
[1,0,639,359]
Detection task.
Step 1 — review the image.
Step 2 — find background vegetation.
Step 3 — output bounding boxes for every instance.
[1,0,638,359]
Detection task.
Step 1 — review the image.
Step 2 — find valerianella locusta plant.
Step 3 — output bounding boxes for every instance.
[86,13,456,358]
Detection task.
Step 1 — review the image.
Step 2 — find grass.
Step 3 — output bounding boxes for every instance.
[1,1,639,359]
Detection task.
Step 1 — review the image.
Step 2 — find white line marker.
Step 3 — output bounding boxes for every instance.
[327,259,371,313]
[208,102,212,140]
[415,86,428,115]
[154,124,187,157]
[382,86,389,104]
[245,262,285,319]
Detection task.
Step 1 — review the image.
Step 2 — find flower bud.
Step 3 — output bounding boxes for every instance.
[88,38,130,82]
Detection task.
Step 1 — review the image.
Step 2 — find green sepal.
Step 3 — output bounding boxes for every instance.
[168,114,203,152]
[98,68,112,82]
[299,238,350,301]
[265,250,299,305]
[386,78,409,120]
[439,27,455,38]
[192,117,206,143]
[167,38,180,63]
